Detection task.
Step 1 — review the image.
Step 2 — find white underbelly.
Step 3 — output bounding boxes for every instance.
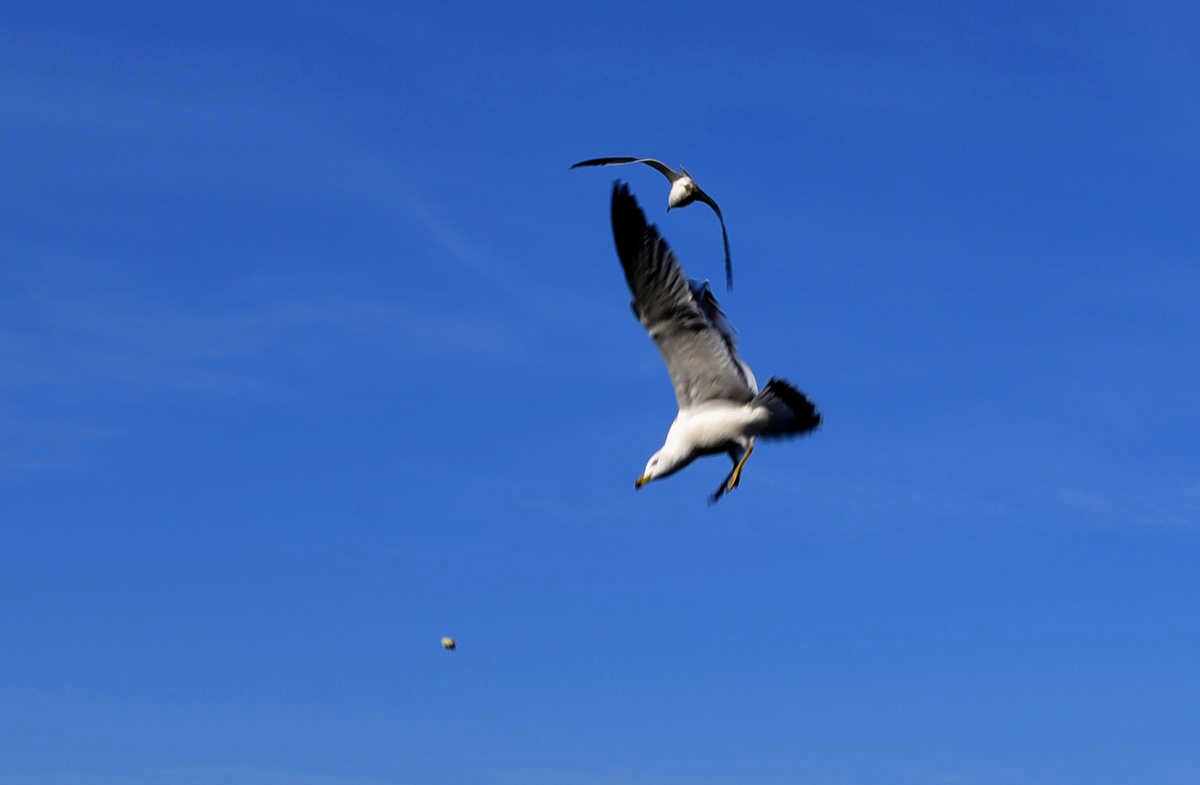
[669,403,756,452]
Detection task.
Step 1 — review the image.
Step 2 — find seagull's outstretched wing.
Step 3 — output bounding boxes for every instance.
[572,156,680,183]
[692,186,733,291]
[611,182,755,409]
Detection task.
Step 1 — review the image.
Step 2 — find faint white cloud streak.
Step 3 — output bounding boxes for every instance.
[1058,485,1198,529]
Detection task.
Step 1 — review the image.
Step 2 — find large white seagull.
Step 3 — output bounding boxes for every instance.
[609,182,821,503]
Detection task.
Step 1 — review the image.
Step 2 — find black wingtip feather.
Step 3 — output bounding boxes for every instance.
[611,180,661,274]
[611,181,644,256]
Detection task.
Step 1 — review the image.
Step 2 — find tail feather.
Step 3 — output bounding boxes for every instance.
[753,378,821,439]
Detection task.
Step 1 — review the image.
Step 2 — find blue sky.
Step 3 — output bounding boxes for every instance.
[3,2,1199,784]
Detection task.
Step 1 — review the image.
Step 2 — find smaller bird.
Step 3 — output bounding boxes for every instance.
[570,156,734,290]
[440,636,457,651]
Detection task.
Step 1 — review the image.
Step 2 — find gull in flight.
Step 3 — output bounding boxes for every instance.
[572,156,734,290]
[608,182,821,503]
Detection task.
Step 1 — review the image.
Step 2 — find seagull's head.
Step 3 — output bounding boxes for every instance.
[635,446,689,489]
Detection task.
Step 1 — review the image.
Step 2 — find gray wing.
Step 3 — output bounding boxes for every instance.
[692,186,733,291]
[572,156,680,183]
[610,182,755,409]
[689,279,757,394]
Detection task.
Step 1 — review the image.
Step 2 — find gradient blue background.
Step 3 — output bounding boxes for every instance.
[3,2,1199,784]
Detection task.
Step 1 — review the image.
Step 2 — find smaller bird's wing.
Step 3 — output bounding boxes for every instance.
[570,156,681,183]
[692,186,733,291]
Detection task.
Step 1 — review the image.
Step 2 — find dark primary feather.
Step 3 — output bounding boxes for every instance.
[610,182,754,409]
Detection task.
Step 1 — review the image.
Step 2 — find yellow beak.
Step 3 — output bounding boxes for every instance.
[634,476,649,489]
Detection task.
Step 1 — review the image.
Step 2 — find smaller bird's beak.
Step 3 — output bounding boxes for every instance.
[635,476,649,490]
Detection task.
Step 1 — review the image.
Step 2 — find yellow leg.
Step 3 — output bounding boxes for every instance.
[726,440,755,491]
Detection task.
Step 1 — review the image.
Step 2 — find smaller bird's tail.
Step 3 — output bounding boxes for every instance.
[752,378,821,439]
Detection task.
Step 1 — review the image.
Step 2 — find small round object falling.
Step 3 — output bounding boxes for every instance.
[440,636,457,651]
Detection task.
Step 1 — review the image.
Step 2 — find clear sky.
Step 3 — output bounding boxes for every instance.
[3,2,1199,784]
